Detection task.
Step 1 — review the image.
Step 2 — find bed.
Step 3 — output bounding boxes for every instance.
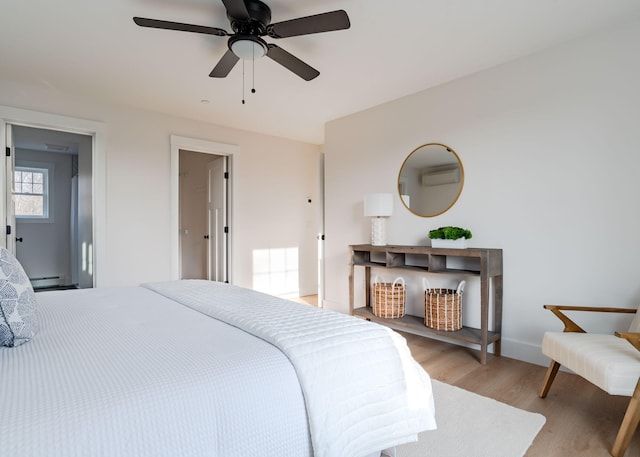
[1,250,436,457]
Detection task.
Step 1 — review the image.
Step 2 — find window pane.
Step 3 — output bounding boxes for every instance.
[13,195,44,217]
[13,172,21,192]
[13,167,49,219]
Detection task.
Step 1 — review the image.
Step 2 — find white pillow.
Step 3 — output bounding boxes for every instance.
[0,247,38,347]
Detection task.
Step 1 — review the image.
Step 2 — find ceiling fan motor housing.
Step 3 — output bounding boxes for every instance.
[228,0,272,35]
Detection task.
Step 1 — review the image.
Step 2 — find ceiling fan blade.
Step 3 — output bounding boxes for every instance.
[133,17,228,36]
[209,49,240,78]
[267,10,350,39]
[266,44,319,81]
[221,0,250,21]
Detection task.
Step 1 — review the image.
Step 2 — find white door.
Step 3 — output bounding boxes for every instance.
[4,124,16,254]
[207,156,228,282]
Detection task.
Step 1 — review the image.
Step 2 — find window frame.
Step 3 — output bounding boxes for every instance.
[12,162,55,223]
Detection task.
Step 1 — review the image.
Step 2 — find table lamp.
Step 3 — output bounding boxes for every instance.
[364,193,393,246]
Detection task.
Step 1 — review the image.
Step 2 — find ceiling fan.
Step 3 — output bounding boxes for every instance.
[133,0,350,81]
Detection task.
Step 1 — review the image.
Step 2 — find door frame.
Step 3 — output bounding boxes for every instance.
[4,124,15,254]
[170,135,238,282]
[317,151,325,307]
[0,105,106,286]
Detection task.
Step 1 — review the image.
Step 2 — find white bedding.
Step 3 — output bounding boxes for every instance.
[1,281,436,457]
[1,286,312,457]
[144,280,436,457]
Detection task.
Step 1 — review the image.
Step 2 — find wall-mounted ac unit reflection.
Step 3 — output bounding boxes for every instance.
[421,167,460,187]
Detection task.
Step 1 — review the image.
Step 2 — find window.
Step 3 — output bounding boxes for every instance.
[13,167,50,219]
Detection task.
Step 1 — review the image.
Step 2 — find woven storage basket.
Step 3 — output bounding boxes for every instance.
[423,279,465,331]
[373,277,405,319]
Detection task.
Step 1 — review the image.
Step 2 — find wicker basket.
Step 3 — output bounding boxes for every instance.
[373,277,406,319]
[423,280,465,331]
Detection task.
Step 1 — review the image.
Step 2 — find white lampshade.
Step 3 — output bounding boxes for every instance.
[364,193,393,217]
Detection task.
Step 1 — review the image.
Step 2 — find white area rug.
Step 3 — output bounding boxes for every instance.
[396,380,546,457]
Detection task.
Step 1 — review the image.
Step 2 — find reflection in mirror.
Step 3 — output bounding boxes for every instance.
[398,143,464,217]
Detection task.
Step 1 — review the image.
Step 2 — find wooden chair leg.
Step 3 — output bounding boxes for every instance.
[539,360,561,398]
[612,379,640,457]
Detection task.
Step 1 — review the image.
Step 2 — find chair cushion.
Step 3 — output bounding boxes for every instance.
[542,332,640,396]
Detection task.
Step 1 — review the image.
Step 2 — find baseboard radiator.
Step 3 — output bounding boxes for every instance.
[30,276,65,290]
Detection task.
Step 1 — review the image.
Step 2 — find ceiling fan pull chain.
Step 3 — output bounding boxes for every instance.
[252,44,256,94]
[242,60,246,104]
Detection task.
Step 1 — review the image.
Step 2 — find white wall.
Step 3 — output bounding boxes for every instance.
[324,19,640,366]
[0,83,320,294]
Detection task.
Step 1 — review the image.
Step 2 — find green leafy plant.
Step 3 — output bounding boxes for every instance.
[428,226,472,240]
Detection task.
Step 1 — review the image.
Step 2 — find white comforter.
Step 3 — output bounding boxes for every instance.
[1,281,436,457]
[1,286,313,457]
[144,280,436,457]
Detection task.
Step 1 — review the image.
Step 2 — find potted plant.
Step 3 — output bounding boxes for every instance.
[428,226,472,249]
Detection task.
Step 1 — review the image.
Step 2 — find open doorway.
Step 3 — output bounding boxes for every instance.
[10,125,93,290]
[179,150,228,282]
[170,135,237,283]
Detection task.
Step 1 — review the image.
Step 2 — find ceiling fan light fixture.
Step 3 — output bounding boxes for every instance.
[229,35,267,60]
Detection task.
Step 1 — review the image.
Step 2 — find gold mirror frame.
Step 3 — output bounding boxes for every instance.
[397,143,464,217]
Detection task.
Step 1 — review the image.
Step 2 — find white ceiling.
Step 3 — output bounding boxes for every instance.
[2,0,640,145]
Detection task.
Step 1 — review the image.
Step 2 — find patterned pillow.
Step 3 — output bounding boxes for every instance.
[0,247,38,347]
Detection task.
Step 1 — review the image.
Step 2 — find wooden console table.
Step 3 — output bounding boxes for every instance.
[349,244,503,364]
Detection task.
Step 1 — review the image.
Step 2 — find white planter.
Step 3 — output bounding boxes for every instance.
[430,238,467,249]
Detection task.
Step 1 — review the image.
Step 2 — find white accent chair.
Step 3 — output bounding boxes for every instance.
[539,304,640,457]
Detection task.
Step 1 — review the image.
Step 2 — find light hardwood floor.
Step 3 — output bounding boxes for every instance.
[296,295,639,456]
[403,332,640,457]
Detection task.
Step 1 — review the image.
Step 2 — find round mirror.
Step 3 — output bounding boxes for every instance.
[398,143,464,217]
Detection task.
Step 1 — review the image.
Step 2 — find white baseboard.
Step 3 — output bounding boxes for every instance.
[320,299,348,313]
[500,337,550,367]
[30,275,65,289]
